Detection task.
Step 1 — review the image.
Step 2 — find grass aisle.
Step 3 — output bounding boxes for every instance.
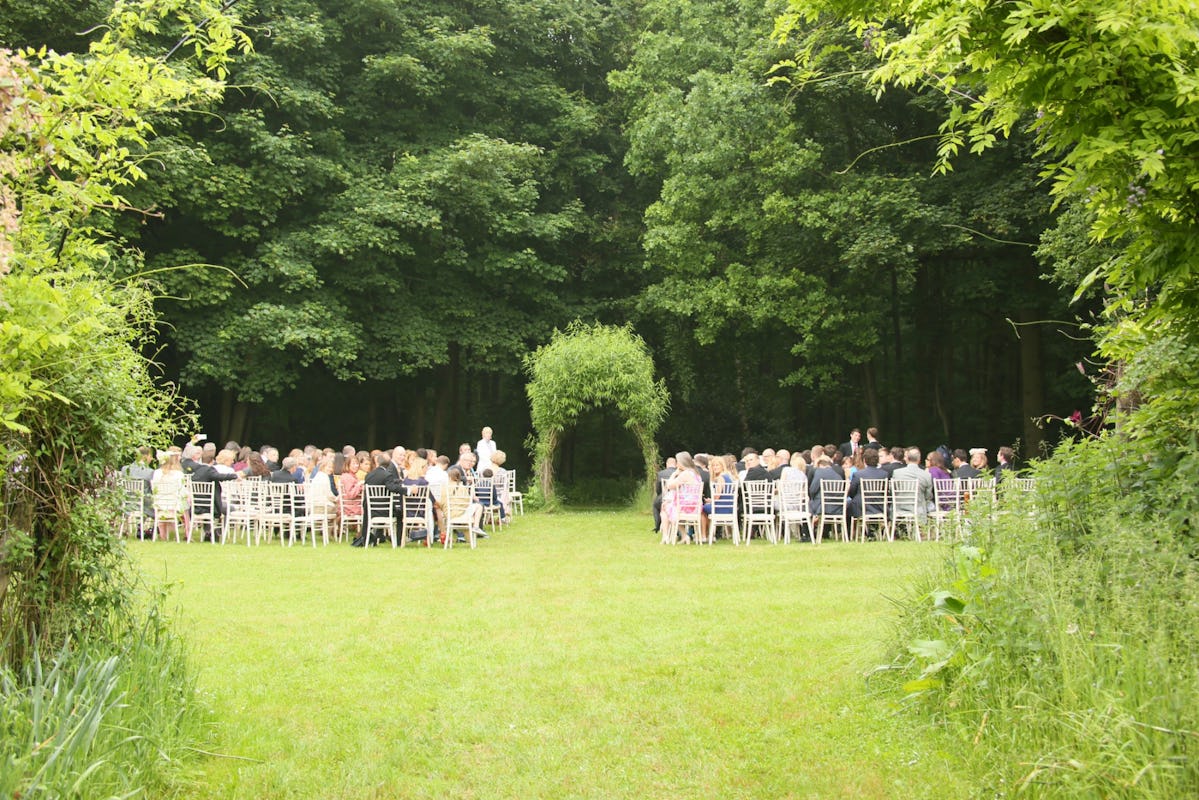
[133,511,969,799]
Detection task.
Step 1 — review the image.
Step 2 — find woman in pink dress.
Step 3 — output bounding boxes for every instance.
[337,453,363,518]
[659,452,703,543]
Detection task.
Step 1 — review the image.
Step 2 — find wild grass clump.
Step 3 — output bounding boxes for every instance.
[0,601,210,799]
[886,434,1199,798]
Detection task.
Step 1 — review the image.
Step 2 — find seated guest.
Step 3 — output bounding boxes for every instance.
[741,451,771,482]
[444,466,485,542]
[701,456,736,540]
[660,452,703,543]
[337,454,363,518]
[652,456,677,531]
[307,454,339,517]
[765,449,791,481]
[490,450,513,521]
[927,450,953,484]
[455,450,478,480]
[808,455,844,518]
[892,447,935,517]
[882,446,905,476]
[926,450,954,511]
[950,449,974,479]
[780,451,807,484]
[847,447,889,519]
[243,451,272,478]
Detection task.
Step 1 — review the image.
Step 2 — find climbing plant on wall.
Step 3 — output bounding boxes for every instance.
[525,322,669,508]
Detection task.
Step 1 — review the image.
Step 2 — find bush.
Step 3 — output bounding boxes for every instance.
[885,435,1199,798]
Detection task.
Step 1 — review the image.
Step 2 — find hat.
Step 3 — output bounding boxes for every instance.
[969,447,987,456]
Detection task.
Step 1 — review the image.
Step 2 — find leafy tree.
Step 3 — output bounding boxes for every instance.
[615,0,1083,451]
[0,0,247,662]
[130,0,641,449]
[779,0,1199,522]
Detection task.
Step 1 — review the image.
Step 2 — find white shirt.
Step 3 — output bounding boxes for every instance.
[425,465,448,488]
[476,437,497,465]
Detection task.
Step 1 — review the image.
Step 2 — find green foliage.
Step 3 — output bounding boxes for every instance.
[780,0,1199,485]
[525,322,668,505]
[135,0,633,411]
[886,448,1199,797]
[0,0,246,661]
[0,603,210,799]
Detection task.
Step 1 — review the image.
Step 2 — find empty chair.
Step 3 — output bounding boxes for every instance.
[932,478,963,541]
[962,477,997,524]
[259,482,298,545]
[297,482,337,547]
[739,480,777,545]
[222,479,260,545]
[506,469,524,515]
[776,479,813,545]
[117,475,150,539]
[338,489,364,545]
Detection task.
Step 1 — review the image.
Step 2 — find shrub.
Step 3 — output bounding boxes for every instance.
[887,435,1199,798]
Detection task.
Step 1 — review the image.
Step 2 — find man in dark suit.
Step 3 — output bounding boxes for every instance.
[651,457,677,532]
[994,446,1015,483]
[808,455,844,517]
[181,444,238,540]
[848,448,890,518]
[742,451,772,482]
[839,429,862,459]
[882,446,906,477]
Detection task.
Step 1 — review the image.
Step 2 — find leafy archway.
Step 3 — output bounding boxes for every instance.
[525,322,669,506]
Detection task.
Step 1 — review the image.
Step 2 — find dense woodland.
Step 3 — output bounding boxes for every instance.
[1,0,1093,483]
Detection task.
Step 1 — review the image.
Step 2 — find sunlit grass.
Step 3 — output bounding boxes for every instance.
[133,510,970,799]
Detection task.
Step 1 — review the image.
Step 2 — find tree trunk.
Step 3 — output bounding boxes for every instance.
[366,396,378,449]
[228,400,249,446]
[1018,312,1046,458]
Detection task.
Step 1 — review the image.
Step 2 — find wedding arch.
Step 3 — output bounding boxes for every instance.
[524,322,669,506]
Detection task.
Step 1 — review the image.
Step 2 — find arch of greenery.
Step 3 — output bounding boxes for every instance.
[525,322,669,506]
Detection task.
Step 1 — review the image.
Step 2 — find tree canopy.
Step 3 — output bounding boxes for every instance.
[0,0,1108,483]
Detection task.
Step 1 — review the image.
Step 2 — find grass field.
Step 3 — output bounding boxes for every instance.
[132,510,970,799]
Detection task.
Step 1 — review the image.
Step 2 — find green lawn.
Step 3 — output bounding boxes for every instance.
[133,510,970,799]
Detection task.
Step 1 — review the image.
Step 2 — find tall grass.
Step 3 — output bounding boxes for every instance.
[0,603,209,798]
[889,438,1199,798]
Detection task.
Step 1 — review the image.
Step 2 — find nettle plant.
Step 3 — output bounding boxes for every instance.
[0,1,249,663]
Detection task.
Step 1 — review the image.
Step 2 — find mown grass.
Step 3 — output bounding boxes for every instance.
[133,510,970,799]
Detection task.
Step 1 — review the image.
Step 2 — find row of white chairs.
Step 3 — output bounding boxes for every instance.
[118,470,522,549]
[662,476,1033,546]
